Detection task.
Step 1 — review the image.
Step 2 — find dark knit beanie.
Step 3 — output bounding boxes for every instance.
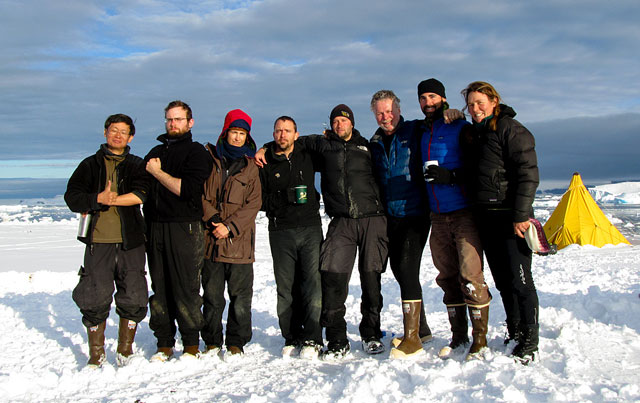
[417,78,446,98]
[330,104,355,127]
[229,119,251,133]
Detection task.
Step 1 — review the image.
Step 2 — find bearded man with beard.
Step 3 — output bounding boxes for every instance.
[144,100,213,361]
[418,79,492,361]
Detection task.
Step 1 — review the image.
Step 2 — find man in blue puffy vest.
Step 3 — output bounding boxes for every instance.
[419,78,492,361]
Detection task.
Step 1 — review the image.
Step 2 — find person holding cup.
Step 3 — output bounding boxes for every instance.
[418,78,492,361]
[258,116,324,359]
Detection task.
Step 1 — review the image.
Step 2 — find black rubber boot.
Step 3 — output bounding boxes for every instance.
[512,324,539,364]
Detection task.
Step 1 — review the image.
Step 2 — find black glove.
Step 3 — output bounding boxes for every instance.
[425,165,453,184]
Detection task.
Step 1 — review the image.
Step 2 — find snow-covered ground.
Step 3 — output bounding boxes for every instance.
[0,192,639,402]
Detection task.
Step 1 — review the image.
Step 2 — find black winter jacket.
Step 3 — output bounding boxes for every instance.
[64,145,149,250]
[144,131,213,222]
[296,130,385,219]
[259,141,322,231]
[461,105,539,223]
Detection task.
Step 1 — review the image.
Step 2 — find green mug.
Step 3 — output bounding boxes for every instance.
[294,185,308,204]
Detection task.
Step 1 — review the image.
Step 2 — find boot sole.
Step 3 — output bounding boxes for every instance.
[390,348,426,359]
[390,335,433,348]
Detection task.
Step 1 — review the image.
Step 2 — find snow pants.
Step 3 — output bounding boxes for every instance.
[430,208,491,307]
[147,221,205,348]
[73,243,148,327]
[320,215,388,342]
[474,208,539,325]
[201,261,253,348]
[269,225,323,345]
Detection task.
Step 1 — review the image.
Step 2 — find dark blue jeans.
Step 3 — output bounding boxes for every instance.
[269,225,323,345]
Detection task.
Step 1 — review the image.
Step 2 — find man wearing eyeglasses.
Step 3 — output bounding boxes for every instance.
[144,100,213,361]
[65,113,150,368]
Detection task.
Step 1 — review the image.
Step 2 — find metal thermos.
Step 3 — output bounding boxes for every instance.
[77,213,93,237]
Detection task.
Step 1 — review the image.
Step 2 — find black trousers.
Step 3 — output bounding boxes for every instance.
[269,226,323,345]
[201,261,254,348]
[319,216,388,343]
[73,243,148,327]
[386,215,430,300]
[147,221,205,348]
[475,208,539,325]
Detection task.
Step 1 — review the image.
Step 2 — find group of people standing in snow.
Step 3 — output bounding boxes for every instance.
[64,78,540,369]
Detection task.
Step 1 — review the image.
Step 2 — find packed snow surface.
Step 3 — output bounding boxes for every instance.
[0,196,639,402]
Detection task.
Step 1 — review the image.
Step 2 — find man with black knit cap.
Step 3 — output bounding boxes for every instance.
[418,78,492,361]
[255,104,388,360]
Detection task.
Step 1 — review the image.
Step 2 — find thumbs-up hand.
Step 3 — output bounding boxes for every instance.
[97,180,118,205]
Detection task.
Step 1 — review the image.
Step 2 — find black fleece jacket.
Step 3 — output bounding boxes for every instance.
[143,131,213,222]
[64,145,149,249]
[259,141,322,231]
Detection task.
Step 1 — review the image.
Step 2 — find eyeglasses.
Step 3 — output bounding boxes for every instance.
[107,128,130,136]
[165,117,188,123]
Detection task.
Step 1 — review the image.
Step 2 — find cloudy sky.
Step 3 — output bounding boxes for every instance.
[1,0,639,183]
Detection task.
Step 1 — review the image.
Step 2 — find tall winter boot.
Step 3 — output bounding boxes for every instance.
[86,321,106,367]
[391,300,432,347]
[418,304,433,342]
[116,318,138,366]
[438,304,469,359]
[466,305,489,360]
[390,300,425,359]
[512,324,539,364]
[504,320,522,345]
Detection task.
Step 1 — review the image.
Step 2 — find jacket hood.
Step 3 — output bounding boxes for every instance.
[217,109,256,150]
[497,104,517,120]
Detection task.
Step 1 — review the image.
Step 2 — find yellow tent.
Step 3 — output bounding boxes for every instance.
[543,173,631,250]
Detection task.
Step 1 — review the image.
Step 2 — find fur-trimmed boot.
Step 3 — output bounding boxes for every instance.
[466,305,489,360]
[390,300,425,359]
[438,305,469,359]
[116,318,137,366]
[87,321,106,367]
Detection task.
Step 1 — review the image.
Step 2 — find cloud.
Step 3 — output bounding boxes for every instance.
[532,113,640,181]
[0,0,639,182]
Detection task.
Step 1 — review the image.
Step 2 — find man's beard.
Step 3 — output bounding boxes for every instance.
[167,128,188,137]
[422,104,443,119]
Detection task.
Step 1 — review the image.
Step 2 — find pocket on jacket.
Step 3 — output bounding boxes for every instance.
[226,180,247,205]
